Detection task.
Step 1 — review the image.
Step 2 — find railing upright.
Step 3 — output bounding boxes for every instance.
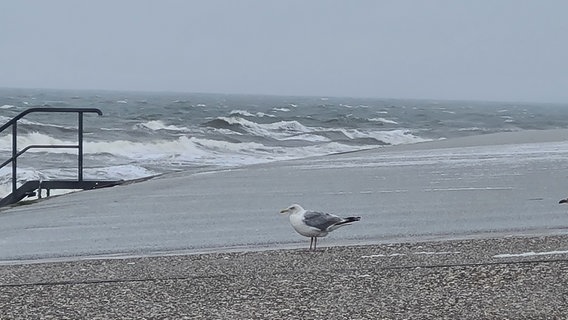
[78,112,84,182]
[0,107,103,197]
[12,120,17,196]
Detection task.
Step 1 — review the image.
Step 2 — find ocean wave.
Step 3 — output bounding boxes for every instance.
[93,130,426,164]
[367,129,431,145]
[229,109,275,118]
[0,132,76,152]
[319,128,428,145]
[369,117,399,125]
[84,164,158,180]
[280,133,331,142]
[81,136,277,164]
[202,117,310,139]
[458,127,494,133]
[4,88,568,203]
[0,115,12,124]
[137,120,192,132]
[13,134,379,168]
[0,115,77,133]
[200,116,430,146]
[0,167,45,198]
[1,126,429,171]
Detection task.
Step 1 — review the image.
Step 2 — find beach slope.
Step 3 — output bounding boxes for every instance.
[0,129,568,261]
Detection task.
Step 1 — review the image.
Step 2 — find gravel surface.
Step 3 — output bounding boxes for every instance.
[1,234,568,319]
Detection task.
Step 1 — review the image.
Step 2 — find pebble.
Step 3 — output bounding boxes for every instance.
[1,234,568,319]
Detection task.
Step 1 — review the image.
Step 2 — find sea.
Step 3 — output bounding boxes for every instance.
[1,87,568,198]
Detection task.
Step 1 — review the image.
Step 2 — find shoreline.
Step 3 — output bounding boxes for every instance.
[379,128,568,152]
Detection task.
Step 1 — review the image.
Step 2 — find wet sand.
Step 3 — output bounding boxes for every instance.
[1,234,568,319]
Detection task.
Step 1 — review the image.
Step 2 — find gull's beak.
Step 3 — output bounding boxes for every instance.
[279,208,289,215]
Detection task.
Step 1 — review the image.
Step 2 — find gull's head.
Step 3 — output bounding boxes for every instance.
[279,204,304,215]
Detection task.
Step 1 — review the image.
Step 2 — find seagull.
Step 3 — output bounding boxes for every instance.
[280,204,361,250]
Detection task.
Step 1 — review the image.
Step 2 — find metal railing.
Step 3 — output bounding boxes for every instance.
[0,107,119,206]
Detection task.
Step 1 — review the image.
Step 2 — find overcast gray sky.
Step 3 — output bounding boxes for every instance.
[1,0,567,102]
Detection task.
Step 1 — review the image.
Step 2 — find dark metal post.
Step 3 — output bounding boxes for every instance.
[0,108,106,207]
[12,122,17,195]
[78,112,83,182]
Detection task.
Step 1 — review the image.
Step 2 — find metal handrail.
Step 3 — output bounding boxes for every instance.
[0,107,103,197]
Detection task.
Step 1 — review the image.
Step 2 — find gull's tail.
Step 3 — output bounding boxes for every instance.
[327,216,361,232]
[337,216,361,225]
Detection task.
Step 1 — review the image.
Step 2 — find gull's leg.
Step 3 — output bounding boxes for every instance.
[313,237,317,251]
[310,237,314,250]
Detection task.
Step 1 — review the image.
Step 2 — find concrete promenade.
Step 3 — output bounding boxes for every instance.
[1,129,568,262]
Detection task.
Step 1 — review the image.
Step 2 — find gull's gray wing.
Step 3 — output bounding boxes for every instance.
[303,211,342,231]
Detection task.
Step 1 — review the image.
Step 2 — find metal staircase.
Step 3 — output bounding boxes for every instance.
[0,107,123,208]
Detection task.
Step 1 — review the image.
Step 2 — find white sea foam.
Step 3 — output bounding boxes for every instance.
[0,127,429,171]
[368,117,398,125]
[215,117,426,146]
[0,116,77,131]
[344,129,430,145]
[262,120,310,133]
[84,136,207,160]
[0,167,50,198]
[82,136,366,168]
[83,164,157,180]
[229,110,275,118]
[0,131,356,168]
[210,128,244,136]
[296,138,568,170]
[0,115,11,124]
[218,117,311,139]
[1,104,15,109]
[138,120,192,132]
[0,164,158,198]
[0,132,75,152]
[281,133,331,142]
[458,127,487,132]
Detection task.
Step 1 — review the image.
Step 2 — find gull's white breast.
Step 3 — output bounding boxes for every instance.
[289,212,328,237]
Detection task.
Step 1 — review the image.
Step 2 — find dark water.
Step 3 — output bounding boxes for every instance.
[1,88,567,196]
